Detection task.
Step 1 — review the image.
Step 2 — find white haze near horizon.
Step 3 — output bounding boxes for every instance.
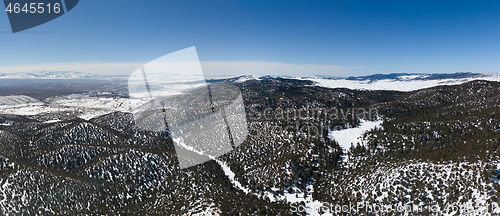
[0,61,366,77]
[0,61,494,79]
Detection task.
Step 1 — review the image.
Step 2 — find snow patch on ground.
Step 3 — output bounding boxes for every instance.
[328,120,383,161]
[282,185,333,216]
[43,119,61,124]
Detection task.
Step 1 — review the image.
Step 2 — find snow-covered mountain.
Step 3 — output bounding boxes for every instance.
[0,94,131,120]
[235,72,500,91]
[0,71,126,79]
[305,72,500,91]
[0,95,42,106]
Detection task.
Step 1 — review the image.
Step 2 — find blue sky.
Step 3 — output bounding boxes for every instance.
[1,0,500,76]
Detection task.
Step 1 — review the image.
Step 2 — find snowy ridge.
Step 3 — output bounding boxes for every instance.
[0,94,131,120]
[0,95,41,106]
[234,75,262,83]
[304,75,500,91]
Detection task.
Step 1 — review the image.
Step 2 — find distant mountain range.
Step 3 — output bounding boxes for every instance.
[0,71,127,79]
[2,71,500,91]
[231,72,500,91]
[343,72,489,82]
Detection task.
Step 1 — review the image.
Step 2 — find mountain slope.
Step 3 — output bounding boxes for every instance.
[1,77,500,214]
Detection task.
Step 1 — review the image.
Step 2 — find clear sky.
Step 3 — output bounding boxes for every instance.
[1,0,500,77]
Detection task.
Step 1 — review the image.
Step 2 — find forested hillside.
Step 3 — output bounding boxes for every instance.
[1,78,499,215]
